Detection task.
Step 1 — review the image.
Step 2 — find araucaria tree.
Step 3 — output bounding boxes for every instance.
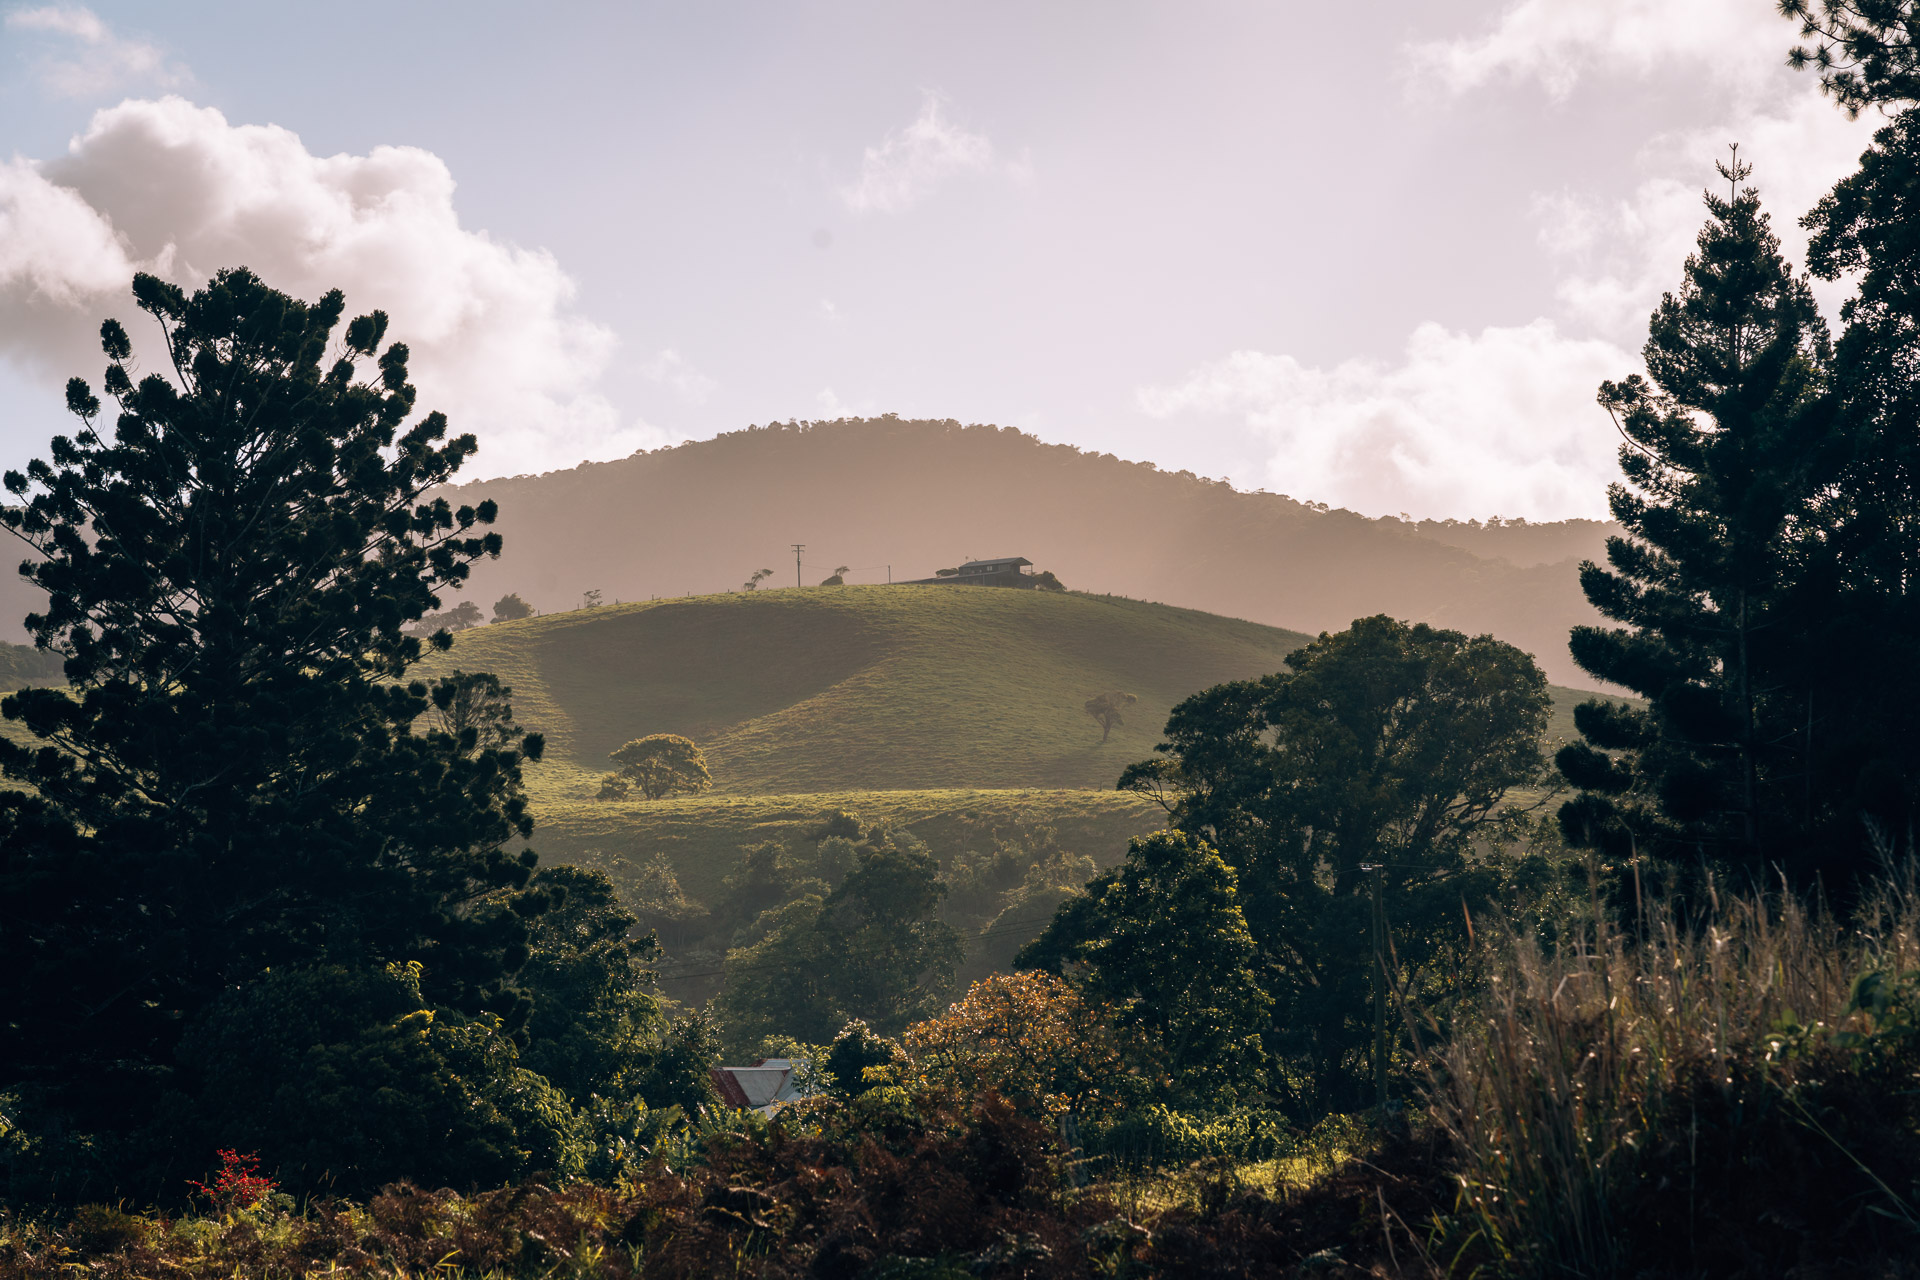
[0,270,552,1196]
[1555,156,1840,876]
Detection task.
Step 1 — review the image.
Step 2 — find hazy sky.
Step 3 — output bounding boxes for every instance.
[0,1,1879,519]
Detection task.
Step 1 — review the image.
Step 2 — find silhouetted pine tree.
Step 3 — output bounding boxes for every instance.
[0,270,547,1186]
[1800,104,1920,865]
[1558,155,1841,876]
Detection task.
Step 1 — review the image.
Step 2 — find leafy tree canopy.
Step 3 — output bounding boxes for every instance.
[1017,830,1270,1105]
[713,833,964,1052]
[905,971,1129,1122]
[604,733,714,801]
[491,591,535,622]
[1110,614,1550,1110]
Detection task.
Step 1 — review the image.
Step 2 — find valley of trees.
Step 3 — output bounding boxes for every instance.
[11,9,1920,1278]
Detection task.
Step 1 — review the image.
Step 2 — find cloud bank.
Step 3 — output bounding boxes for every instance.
[5,4,187,98]
[1139,322,1627,521]
[1403,0,1790,101]
[840,92,1005,214]
[0,96,663,477]
[1135,0,1873,521]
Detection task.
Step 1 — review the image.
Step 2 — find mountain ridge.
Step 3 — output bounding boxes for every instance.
[433,417,1616,687]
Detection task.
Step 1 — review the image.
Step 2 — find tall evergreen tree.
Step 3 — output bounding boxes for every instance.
[1799,107,1920,858]
[1556,157,1840,875]
[0,270,548,1187]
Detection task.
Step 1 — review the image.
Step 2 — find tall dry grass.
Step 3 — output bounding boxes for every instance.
[1427,861,1920,1276]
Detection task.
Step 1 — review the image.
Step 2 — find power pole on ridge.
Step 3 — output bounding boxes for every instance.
[792,544,805,589]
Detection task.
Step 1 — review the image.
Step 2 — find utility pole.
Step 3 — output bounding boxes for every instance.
[887,564,892,584]
[791,544,805,589]
[1361,862,1388,1117]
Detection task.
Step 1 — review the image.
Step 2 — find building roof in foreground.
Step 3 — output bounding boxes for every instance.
[711,1058,807,1114]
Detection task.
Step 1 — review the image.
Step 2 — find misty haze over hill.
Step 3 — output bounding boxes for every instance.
[427,417,1616,688]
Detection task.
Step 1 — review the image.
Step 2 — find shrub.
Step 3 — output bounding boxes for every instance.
[171,961,586,1197]
[1429,867,1920,1276]
[1082,1105,1295,1172]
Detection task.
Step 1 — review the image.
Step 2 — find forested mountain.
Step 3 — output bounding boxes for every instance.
[420,417,1615,687]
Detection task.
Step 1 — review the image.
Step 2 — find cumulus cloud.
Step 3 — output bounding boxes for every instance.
[840,92,1002,214]
[1137,322,1629,521]
[814,386,876,419]
[0,95,652,477]
[5,5,187,98]
[1404,0,1791,100]
[1536,93,1873,341]
[639,347,716,405]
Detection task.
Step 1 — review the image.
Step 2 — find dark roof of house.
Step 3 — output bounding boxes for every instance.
[956,557,1032,571]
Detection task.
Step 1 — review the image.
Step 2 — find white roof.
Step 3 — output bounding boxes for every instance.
[713,1058,807,1114]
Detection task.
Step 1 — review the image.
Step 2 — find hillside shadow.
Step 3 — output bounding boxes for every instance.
[532,598,885,764]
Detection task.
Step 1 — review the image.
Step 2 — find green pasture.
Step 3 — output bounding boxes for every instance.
[422,584,1318,794]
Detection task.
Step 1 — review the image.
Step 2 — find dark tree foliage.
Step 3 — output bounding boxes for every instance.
[1556,160,1848,878]
[404,598,483,637]
[1111,615,1550,1111]
[1783,0,1920,117]
[0,269,548,1195]
[1083,690,1137,743]
[173,961,582,1197]
[491,591,535,622]
[712,834,964,1050]
[822,1019,907,1097]
[1798,109,1920,857]
[1016,830,1270,1104]
[516,865,718,1114]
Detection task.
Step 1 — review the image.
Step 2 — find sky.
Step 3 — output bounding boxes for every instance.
[0,1,1882,520]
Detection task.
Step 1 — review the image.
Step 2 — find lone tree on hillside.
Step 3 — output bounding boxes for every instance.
[404,598,482,637]
[743,568,773,591]
[820,565,850,586]
[491,592,534,622]
[1084,690,1138,743]
[0,268,551,1196]
[604,733,714,800]
[1111,614,1550,1112]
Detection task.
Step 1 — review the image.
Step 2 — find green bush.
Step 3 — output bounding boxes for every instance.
[170,961,586,1196]
[1082,1104,1295,1171]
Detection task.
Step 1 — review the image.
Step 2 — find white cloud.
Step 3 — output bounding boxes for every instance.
[1404,0,1791,100]
[840,92,1001,214]
[814,386,876,419]
[1538,93,1874,340]
[0,96,641,477]
[5,5,187,98]
[638,347,716,405]
[817,298,840,322]
[1137,321,1629,521]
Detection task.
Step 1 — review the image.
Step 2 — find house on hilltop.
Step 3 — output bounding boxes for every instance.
[902,556,1037,588]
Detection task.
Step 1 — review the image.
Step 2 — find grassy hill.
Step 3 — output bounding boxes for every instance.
[0,420,1622,688]
[397,417,1617,689]
[425,583,1322,797]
